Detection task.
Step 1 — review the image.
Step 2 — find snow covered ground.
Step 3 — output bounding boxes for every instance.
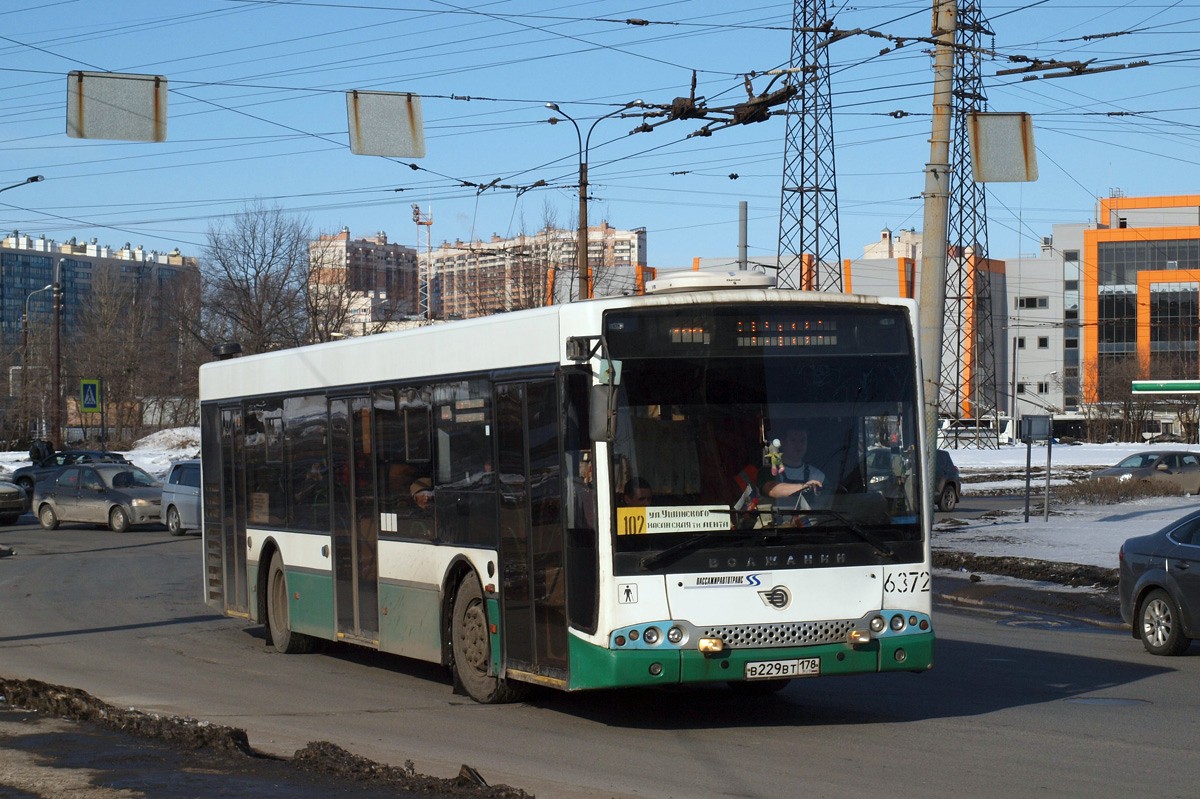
[1,434,1193,572]
[0,428,199,483]
[937,441,1200,571]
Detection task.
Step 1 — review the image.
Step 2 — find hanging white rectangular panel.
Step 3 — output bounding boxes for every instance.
[66,71,167,142]
[347,90,425,157]
[969,112,1037,183]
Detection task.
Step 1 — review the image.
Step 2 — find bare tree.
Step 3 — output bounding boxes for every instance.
[66,263,160,443]
[1083,355,1156,441]
[200,202,312,354]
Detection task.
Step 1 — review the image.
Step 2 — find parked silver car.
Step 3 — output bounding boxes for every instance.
[0,478,30,525]
[1090,450,1200,494]
[34,464,162,533]
[162,459,201,536]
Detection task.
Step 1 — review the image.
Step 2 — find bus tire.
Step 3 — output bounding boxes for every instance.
[267,551,314,654]
[450,573,527,704]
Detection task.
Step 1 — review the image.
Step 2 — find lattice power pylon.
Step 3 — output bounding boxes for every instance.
[777,0,842,291]
[412,204,433,320]
[942,1,1002,446]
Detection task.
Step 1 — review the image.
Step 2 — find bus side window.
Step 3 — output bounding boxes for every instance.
[375,386,435,541]
[433,379,497,547]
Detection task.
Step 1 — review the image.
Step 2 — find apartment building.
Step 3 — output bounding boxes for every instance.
[425,222,649,320]
[308,228,419,332]
[0,231,197,346]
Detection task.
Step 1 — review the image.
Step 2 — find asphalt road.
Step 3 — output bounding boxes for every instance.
[2,515,1197,798]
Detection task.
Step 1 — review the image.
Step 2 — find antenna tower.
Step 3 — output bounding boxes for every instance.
[777,0,842,291]
[411,204,433,320]
[942,0,1002,446]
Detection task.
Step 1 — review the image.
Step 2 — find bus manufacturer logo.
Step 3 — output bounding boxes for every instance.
[758,585,791,609]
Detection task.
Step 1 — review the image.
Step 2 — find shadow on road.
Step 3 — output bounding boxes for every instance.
[521,637,1175,730]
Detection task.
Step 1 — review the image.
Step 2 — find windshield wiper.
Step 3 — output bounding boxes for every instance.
[640,530,738,571]
[773,507,895,558]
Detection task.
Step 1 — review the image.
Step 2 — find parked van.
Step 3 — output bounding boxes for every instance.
[162,459,200,536]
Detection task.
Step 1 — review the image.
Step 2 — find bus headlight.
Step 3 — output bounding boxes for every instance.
[890,614,906,632]
[869,615,886,633]
[667,626,685,644]
[643,627,661,645]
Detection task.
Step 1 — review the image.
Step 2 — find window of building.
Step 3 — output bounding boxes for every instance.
[1065,337,1078,349]
[1016,337,1026,349]
[1016,296,1049,309]
[1037,382,1049,394]
[1064,280,1078,291]
[1016,383,1027,394]
[1037,337,1049,349]
[1063,250,1080,263]
[1064,367,1079,378]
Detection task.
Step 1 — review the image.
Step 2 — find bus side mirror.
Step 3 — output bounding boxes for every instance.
[589,384,616,442]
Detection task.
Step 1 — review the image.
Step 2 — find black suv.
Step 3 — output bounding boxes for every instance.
[11,450,130,493]
[934,449,962,512]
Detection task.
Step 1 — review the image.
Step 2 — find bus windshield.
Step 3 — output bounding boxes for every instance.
[603,304,925,574]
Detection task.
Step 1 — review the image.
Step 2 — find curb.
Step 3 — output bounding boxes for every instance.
[934,570,1125,631]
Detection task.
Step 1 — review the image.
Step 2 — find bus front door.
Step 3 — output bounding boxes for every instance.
[218,407,249,615]
[496,381,567,678]
[330,396,380,644]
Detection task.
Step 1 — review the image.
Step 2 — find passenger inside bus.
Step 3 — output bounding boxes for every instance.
[618,477,653,507]
[410,476,433,510]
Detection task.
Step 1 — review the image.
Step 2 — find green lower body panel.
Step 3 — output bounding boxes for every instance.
[566,631,935,691]
[378,582,442,663]
[287,570,335,640]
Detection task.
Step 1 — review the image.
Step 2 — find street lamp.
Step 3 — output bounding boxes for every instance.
[22,284,53,439]
[546,101,642,300]
[0,175,44,194]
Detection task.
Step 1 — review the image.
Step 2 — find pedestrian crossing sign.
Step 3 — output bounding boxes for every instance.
[81,379,101,413]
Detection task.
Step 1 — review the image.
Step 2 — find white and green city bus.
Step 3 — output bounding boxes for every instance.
[200,271,934,703]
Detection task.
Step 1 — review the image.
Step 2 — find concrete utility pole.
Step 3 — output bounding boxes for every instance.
[738,201,748,270]
[51,259,64,450]
[918,0,957,497]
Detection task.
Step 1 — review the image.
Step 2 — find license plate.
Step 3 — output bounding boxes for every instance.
[745,658,820,680]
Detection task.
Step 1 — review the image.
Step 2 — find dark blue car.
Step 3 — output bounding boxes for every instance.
[1119,510,1200,655]
[11,449,129,494]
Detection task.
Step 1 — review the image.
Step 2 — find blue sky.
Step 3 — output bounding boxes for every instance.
[2,0,1199,271]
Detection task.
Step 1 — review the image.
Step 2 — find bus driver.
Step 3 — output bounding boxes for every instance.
[763,426,825,524]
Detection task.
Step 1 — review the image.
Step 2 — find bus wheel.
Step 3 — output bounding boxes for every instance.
[451,573,527,704]
[267,551,314,654]
[728,679,791,695]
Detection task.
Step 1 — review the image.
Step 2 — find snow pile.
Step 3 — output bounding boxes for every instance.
[129,427,200,453]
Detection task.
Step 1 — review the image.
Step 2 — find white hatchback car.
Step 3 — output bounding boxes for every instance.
[162,459,201,536]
